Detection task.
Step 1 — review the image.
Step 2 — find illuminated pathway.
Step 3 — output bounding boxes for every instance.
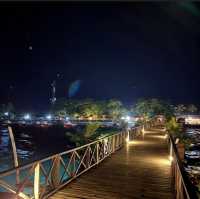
[50,128,173,199]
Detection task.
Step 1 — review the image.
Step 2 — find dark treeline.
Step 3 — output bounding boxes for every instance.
[0,98,199,121]
[51,98,199,120]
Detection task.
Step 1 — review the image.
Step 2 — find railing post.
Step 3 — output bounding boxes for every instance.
[51,155,60,188]
[179,173,184,199]
[8,126,20,185]
[72,152,76,177]
[112,135,115,153]
[109,137,112,154]
[118,134,121,148]
[177,167,180,199]
[96,142,99,164]
[169,138,175,185]
[120,133,122,146]
[34,162,40,199]
[122,131,126,145]
[107,138,110,154]
[126,130,130,143]
[170,139,173,161]
[104,138,108,156]
[117,134,120,148]
[86,146,90,168]
[134,128,137,138]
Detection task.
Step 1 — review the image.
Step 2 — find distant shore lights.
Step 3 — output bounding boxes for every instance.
[4,112,9,116]
[121,116,130,122]
[24,114,31,120]
[46,114,52,120]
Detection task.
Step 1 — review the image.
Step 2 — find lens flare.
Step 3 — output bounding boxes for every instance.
[68,80,81,98]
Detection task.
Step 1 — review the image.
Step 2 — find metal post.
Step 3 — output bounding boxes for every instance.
[170,140,173,160]
[96,142,99,164]
[34,162,40,199]
[112,135,115,153]
[8,126,19,185]
[126,130,130,143]
[51,156,60,188]
[86,147,90,168]
[142,125,145,139]
[72,153,76,176]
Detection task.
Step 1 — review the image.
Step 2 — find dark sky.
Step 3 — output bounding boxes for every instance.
[0,2,200,111]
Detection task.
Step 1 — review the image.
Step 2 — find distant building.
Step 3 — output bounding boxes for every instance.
[176,115,200,125]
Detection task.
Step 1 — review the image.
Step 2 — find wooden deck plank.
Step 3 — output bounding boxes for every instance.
[50,128,174,199]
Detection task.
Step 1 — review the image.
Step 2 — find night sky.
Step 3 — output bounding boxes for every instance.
[0,2,200,111]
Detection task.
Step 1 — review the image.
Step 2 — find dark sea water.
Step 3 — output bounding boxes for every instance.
[0,124,75,172]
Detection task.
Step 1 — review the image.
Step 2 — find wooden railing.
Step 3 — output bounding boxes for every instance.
[0,125,145,199]
[169,134,198,199]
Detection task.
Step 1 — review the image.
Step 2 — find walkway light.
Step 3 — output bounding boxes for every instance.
[169,156,173,162]
[169,142,173,163]
[142,125,145,134]
[126,116,130,121]
[126,137,129,143]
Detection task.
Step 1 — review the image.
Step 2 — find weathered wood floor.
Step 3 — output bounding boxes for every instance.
[50,128,174,199]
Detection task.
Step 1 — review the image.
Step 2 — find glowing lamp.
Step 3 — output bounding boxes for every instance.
[169,156,173,162]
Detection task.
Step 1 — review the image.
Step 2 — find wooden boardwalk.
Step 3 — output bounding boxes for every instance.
[50,128,174,199]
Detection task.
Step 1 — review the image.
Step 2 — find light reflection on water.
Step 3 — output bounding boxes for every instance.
[0,128,12,172]
[0,126,36,172]
[0,123,118,173]
[185,128,200,165]
[0,127,38,172]
[0,128,9,152]
[0,124,73,173]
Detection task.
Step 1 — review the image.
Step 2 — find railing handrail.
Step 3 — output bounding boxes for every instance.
[0,120,155,199]
[0,127,129,199]
[0,125,140,177]
[169,133,198,199]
